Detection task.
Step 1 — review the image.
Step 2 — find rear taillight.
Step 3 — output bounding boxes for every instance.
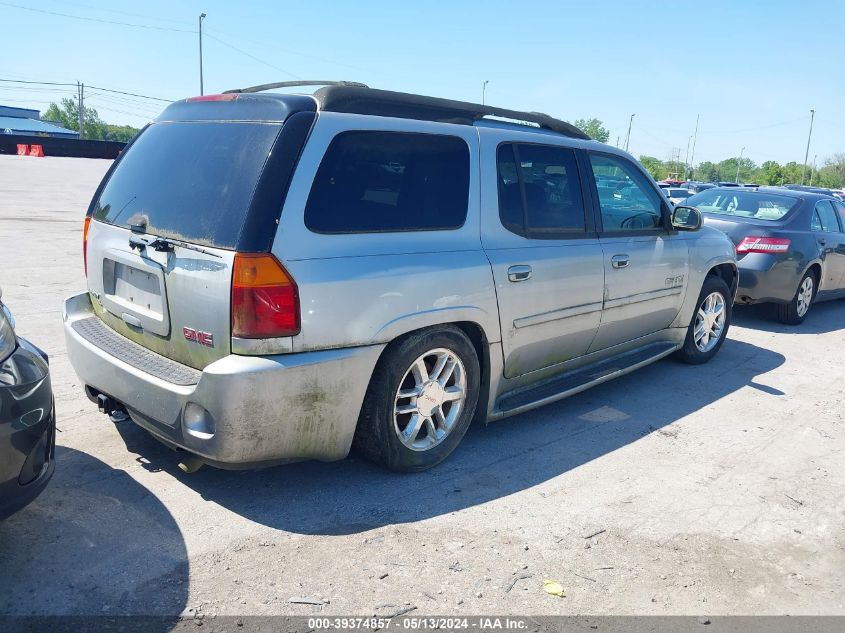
[736,236,791,254]
[231,253,300,338]
[83,216,91,277]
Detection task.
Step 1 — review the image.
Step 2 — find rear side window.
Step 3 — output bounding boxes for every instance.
[304,131,469,233]
[811,200,842,232]
[496,143,586,237]
[93,121,282,249]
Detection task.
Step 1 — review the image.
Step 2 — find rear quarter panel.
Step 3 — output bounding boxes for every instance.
[273,112,501,352]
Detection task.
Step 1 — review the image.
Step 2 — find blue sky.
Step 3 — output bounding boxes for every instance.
[2,0,843,166]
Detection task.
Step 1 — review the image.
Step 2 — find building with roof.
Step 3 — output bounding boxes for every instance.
[0,105,78,139]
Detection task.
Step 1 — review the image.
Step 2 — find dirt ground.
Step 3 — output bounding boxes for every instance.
[0,154,843,617]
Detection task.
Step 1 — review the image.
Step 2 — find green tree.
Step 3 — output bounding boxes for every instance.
[757,160,783,185]
[638,155,663,180]
[42,98,139,142]
[695,161,719,182]
[572,118,610,143]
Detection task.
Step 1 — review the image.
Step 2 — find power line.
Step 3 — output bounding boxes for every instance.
[54,0,194,27]
[87,85,172,102]
[0,78,76,87]
[203,32,301,80]
[0,1,193,33]
[0,77,174,102]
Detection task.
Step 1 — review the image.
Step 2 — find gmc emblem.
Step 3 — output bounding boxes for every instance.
[183,327,214,347]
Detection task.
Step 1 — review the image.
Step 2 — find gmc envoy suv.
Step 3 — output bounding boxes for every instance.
[63,81,737,472]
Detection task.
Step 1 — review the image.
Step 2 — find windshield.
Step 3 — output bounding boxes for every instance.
[93,121,282,249]
[687,189,799,221]
[667,189,690,199]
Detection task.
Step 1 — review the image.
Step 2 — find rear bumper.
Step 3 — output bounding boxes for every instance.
[0,339,56,520]
[735,254,801,304]
[63,292,385,467]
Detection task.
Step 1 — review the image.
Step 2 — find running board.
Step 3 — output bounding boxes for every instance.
[496,342,679,415]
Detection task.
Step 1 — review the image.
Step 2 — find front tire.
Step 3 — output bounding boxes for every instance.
[353,326,480,472]
[777,269,816,325]
[676,276,732,365]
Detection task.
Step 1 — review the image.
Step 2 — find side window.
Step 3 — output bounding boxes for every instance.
[495,143,586,237]
[813,200,841,233]
[304,131,469,233]
[589,154,664,232]
[835,201,845,228]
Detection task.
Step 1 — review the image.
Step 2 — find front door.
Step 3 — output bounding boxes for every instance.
[586,152,689,352]
[482,140,604,378]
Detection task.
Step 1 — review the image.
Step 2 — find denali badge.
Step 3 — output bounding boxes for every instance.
[183,327,214,347]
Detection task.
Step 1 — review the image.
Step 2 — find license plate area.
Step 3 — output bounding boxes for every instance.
[101,249,171,337]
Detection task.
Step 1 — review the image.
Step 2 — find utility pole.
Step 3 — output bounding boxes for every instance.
[689,114,700,180]
[482,80,489,105]
[684,135,692,179]
[624,113,635,152]
[810,154,817,186]
[77,81,84,140]
[801,109,815,185]
[199,12,207,95]
[615,135,620,148]
[735,146,745,183]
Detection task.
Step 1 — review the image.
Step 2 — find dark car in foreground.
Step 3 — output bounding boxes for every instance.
[688,187,845,324]
[0,289,55,519]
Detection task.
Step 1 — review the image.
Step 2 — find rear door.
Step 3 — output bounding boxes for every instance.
[85,119,285,369]
[810,200,845,294]
[586,152,689,352]
[481,139,604,378]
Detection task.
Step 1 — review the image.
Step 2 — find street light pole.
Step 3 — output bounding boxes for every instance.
[689,113,700,179]
[801,109,815,185]
[482,80,489,106]
[199,12,207,96]
[624,113,635,152]
[735,146,745,183]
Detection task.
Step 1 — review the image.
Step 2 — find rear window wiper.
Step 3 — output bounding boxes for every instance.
[129,235,222,258]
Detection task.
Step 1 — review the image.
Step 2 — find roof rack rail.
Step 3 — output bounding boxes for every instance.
[313,85,590,140]
[222,81,589,140]
[224,80,369,94]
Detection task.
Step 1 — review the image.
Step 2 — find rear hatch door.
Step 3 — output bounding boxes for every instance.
[86,117,285,370]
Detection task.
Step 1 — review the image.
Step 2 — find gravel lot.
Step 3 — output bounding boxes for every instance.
[0,154,843,617]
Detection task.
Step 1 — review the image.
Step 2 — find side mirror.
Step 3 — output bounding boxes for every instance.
[671,205,702,231]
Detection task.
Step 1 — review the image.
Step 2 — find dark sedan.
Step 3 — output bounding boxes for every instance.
[0,289,55,519]
[687,187,845,324]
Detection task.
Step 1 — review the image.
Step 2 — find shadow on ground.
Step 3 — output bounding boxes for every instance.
[113,336,786,537]
[0,448,188,617]
[733,298,845,335]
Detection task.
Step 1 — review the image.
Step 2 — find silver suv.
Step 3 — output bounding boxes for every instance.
[63,82,737,472]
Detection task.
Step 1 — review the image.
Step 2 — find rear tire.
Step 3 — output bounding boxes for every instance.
[675,276,732,365]
[777,269,816,325]
[353,326,480,472]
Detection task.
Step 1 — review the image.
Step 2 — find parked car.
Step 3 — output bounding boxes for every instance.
[0,289,55,519]
[688,186,845,323]
[687,182,715,194]
[664,187,692,205]
[63,82,737,472]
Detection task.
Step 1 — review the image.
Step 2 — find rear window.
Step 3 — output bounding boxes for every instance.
[93,121,282,249]
[304,131,469,233]
[687,189,799,221]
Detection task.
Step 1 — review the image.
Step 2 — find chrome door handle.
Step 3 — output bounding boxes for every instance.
[507,265,532,282]
[611,254,630,269]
